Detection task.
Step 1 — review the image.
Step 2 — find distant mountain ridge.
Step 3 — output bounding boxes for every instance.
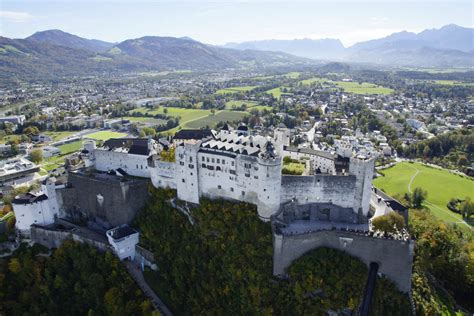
[223,38,345,60]
[0,31,314,80]
[26,29,115,53]
[224,24,474,68]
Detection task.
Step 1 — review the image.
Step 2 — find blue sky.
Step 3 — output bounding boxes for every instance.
[0,0,472,47]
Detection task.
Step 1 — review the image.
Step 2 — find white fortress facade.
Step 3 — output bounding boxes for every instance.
[149,128,375,222]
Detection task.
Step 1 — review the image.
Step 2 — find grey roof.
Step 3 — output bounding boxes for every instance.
[284,145,336,160]
[200,132,272,157]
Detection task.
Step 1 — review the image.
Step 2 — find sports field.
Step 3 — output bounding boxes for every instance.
[373,162,474,228]
[43,131,76,142]
[333,81,393,95]
[85,131,128,141]
[215,86,258,95]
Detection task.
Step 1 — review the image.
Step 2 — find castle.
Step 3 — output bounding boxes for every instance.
[148,127,375,222]
[12,124,414,293]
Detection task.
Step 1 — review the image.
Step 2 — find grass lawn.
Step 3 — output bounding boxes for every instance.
[183,110,248,129]
[215,86,258,95]
[373,162,474,228]
[85,131,128,141]
[334,81,394,95]
[58,140,83,155]
[43,131,76,142]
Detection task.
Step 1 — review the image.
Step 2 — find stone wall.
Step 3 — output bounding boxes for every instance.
[273,230,414,293]
[30,224,109,251]
[58,172,149,228]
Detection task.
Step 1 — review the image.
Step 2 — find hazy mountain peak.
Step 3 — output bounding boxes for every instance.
[26,29,114,53]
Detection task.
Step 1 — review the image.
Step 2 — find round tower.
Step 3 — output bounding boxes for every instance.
[257,140,282,220]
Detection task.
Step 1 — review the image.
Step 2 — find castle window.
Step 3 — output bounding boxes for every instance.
[189,157,193,162]
[212,158,215,163]
[202,163,206,168]
[230,170,236,175]
[207,157,209,162]
[264,189,266,192]
[180,161,184,166]
[136,164,139,169]
[217,158,220,163]
[190,172,193,176]
[254,167,258,171]
[216,166,221,171]
[230,187,234,192]
[254,176,258,179]
[189,164,194,169]
[207,165,214,170]
[222,159,225,164]
[245,173,250,177]
[182,179,185,183]
[202,157,205,162]
[218,185,222,189]
[232,161,235,166]
[241,191,245,196]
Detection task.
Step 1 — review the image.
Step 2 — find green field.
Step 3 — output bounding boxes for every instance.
[300,77,327,85]
[265,87,292,99]
[430,80,474,86]
[334,81,394,95]
[373,162,474,228]
[43,131,76,142]
[215,86,258,95]
[129,107,211,123]
[225,100,272,111]
[85,131,128,141]
[58,140,83,155]
[181,110,248,129]
[123,116,167,125]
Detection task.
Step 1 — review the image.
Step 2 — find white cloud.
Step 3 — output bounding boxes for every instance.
[0,11,33,22]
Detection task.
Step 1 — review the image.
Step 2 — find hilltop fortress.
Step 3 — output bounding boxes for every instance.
[147,126,375,222]
[13,124,414,294]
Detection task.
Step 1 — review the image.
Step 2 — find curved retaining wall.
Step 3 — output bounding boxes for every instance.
[273,230,414,293]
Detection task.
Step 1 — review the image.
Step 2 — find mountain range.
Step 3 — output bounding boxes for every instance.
[0,24,472,81]
[0,30,313,80]
[224,24,474,68]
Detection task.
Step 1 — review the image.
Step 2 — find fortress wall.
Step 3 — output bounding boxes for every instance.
[59,172,149,227]
[273,230,414,293]
[280,175,358,211]
[31,225,109,251]
[151,161,177,189]
[95,150,151,178]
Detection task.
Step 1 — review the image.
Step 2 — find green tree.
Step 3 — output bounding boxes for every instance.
[30,148,43,164]
[412,187,427,209]
[460,197,474,218]
[371,212,406,233]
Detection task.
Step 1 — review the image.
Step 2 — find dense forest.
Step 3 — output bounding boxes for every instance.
[0,241,154,315]
[135,188,410,315]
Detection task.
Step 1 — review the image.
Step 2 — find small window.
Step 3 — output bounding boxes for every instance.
[189,164,194,169]
[218,185,222,189]
[190,157,193,162]
[202,163,206,168]
[230,170,236,175]
[230,187,234,192]
[182,179,185,183]
[241,191,245,196]
[202,156,205,162]
[254,176,258,179]
[212,158,215,163]
[245,173,250,177]
[222,159,225,164]
[232,161,235,166]
[207,157,210,162]
[217,158,220,163]
[216,166,222,171]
